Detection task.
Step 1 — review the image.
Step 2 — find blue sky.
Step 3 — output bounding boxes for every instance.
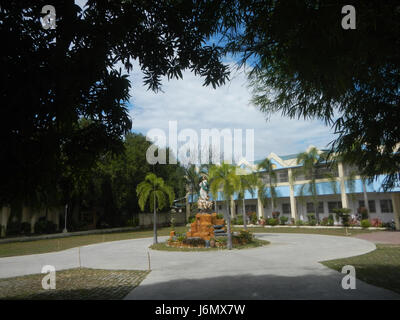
[127,59,336,161]
[76,0,337,161]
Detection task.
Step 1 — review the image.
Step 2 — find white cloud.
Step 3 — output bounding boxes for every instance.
[127,62,337,161]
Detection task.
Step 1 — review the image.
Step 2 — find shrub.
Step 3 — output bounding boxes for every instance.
[361,219,371,228]
[333,208,352,226]
[272,211,280,219]
[357,206,369,220]
[280,216,288,225]
[232,216,243,225]
[34,218,57,234]
[248,212,258,224]
[21,222,31,234]
[258,218,266,225]
[188,215,196,223]
[182,237,205,247]
[176,234,186,242]
[295,220,304,226]
[267,218,279,226]
[6,221,22,236]
[238,230,253,243]
[371,218,383,228]
[320,217,329,226]
[328,214,335,226]
[349,218,359,227]
[216,213,224,219]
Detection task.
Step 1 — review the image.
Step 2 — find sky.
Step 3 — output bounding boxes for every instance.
[127,61,336,161]
[75,0,337,162]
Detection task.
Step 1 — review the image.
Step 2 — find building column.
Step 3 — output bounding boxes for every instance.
[288,168,297,221]
[1,206,11,237]
[338,161,349,208]
[21,206,31,223]
[391,193,400,231]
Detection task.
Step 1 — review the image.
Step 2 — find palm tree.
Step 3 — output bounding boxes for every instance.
[257,158,278,212]
[233,172,258,230]
[136,173,175,244]
[209,163,239,250]
[183,164,201,217]
[296,147,321,223]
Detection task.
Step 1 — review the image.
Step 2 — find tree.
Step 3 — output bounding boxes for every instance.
[136,173,174,244]
[257,158,278,212]
[209,163,239,250]
[233,171,258,230]
[296,147,321,223]
[1,1,230,205]
[221,0,400,190]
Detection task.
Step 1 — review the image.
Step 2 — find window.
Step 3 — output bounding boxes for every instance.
[277,170,288,183]
[358,200,376,213]
[328,201,342,213]
[218,205,222,210]
[282,203,291,214]
[380,199,393,213]
[246,204,256,213]
[306,202,324,213]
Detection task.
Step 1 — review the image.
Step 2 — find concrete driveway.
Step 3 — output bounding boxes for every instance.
[0,233,399,299]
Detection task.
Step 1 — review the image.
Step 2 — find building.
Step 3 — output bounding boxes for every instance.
[212,146,400,229]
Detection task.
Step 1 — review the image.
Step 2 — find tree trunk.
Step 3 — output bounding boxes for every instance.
[153,193,158,244]
[242,198,247,230]
[226,200,232,250]
[362,179,369,211]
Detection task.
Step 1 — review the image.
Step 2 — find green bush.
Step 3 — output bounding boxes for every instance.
[176,234,186,242]
[358,207,369,220]
[267,218,279,226]
[216,213,224,219]
[307,219,317,226]
[238,230,253,243]
[34,218,57,234]
[182,237,205,246]
[333,208,352,226]
[296,220,304,226]
[280,216,288,225]
[320,217,329,226]
[361,219,371,229]
[234,216,243,225]
[21,222,31,234]
[328,214,335,226]
[188,215,196,223]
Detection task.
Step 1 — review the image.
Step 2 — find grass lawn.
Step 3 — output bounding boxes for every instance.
[150,238,270,252]
[0,226,187,258]
[321,244,400,294]
[235,226,378,237]
[0,268,150,300]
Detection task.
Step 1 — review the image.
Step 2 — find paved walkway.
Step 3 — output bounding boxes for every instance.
[354,231,400,244]
[0,233,399,299]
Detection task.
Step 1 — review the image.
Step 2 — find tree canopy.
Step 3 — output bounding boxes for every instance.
[221,0,400,189]
[0,0,230,204]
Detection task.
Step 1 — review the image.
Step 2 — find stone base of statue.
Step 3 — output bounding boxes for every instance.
[186,213,225,241]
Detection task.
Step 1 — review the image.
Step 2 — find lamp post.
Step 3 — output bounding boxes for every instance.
[63,204,68,233]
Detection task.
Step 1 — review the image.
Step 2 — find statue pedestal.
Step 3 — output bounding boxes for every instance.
[186,213,225,241]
